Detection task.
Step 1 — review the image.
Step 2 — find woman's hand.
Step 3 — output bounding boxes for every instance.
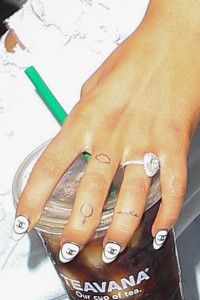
[13,0,200,263]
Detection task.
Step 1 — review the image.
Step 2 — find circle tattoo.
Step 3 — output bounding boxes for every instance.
[80,203,94,225]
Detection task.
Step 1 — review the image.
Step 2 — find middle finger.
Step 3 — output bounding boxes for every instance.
[59,146,120,263]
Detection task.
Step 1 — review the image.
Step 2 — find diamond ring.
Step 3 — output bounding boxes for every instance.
[121,152,160,177]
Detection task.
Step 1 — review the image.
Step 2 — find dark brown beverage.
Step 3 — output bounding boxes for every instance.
[13,141,183,300]
[40,201,183,300]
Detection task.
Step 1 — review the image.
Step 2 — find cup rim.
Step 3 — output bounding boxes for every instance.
[12,140,116,235]
[12,140,162,236]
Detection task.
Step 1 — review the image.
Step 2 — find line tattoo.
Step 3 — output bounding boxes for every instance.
[95,154,111,164]
[80,203,94,225]
[116,210,140,218]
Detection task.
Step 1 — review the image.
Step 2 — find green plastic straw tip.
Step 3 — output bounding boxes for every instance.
[25,66,91,162]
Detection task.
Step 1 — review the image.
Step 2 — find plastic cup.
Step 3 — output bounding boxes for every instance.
[12,141,183,299]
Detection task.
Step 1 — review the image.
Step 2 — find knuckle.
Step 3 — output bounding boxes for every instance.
[112,221,132,235]
[168,123,182,136]
[71,104,91,130]
[162,212,180,225]
[162,120,183,136]
[125,178,148,196]
[72,218,99,233]
[157,122,185,145]
[83,171,107,195]
[81,81,92,97]
[158,201,181,227]
[19,193,39,212]
[39,152,63,176]
[169,175,187,198]
[112,212,140,233]
[171,183,186,198]
[78,108,90,126]
[24,193,39,204]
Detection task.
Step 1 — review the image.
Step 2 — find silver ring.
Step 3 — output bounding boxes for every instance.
[121,152,160,177]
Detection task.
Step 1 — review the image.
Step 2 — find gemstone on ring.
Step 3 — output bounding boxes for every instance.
[143,152,160,177]
[120,152,160,177]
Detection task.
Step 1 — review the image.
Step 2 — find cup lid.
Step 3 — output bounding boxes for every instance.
[12,140,161,235]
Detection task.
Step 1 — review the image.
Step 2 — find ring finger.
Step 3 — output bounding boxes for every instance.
[103,159,151,263]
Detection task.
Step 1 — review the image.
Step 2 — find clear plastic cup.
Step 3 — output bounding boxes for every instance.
[12,141,182,299]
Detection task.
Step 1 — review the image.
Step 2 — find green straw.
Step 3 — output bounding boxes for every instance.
[25,65,116,196]
[25,66,90,161]
[25,66,67,125]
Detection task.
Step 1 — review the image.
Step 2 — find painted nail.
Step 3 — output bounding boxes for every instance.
[59,242,81,263]
[153,229,168,250]
[11,215,30,241]
[102,242,121,264]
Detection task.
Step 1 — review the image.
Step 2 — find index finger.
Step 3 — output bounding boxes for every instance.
[12,127,86,240]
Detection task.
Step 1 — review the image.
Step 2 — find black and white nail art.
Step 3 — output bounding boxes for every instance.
[102,242,121,264]
[153,229,168,250]
[12,215,30,241]
[59,242,80,263]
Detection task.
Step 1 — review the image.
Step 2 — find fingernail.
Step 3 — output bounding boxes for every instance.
[11,215,30,241]
[102,242,121,264]
[59,242,81,263]
[153,229,168,250]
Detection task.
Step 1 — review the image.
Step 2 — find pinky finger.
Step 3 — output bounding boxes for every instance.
[151,154,187,250]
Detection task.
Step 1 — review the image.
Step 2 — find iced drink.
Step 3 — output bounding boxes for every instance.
[12,141,183,300]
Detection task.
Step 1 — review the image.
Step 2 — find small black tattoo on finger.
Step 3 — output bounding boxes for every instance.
[116,210,141,218]
[95,154,111,164]
[80,203,94,225]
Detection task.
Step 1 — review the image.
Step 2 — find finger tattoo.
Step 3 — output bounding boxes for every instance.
[95,154,111,164]
[116,210,141,218]
[80,203,94,225]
